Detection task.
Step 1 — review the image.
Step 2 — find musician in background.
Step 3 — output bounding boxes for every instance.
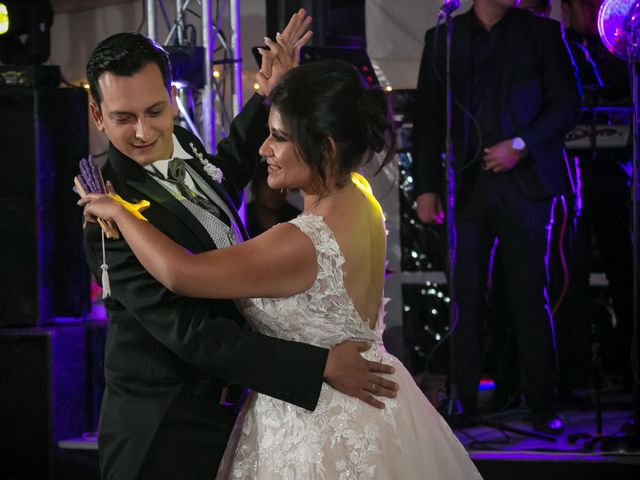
[412,0,580,434]
[520,0,551,16]
[559,0,634,392]
[484,0,554,412]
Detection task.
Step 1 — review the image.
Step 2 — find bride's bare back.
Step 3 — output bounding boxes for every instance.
[320,181,386,330]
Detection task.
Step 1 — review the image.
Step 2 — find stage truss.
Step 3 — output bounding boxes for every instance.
[144,0,242,152]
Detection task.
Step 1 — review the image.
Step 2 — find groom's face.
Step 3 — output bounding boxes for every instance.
[90,62,178,167]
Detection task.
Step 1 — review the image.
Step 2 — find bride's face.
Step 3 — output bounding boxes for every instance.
[259,108,314,192]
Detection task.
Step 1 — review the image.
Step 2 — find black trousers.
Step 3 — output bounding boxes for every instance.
[555,150,634,387]
[137,385,238,480]
[451,172,558,415]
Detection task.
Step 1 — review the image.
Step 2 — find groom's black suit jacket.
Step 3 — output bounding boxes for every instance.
[84,94,328,480]
[412,8,581,206]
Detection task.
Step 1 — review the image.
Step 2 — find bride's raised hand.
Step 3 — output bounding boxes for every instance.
[256,8,313,95]
[277,7,313,65]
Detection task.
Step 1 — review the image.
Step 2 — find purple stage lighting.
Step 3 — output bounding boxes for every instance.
[598,0,640,60]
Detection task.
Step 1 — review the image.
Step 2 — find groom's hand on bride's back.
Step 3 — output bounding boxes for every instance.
[323,341,398,409]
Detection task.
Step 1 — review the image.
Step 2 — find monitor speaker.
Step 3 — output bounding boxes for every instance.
[265,0,366,48]
[0,87,90,326]
[0,325,96,478]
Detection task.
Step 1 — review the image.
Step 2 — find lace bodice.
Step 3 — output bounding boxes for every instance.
[237,214,382,348]
[220,215,483,480]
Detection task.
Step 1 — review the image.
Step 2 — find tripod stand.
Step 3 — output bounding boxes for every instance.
[588,0,640,451]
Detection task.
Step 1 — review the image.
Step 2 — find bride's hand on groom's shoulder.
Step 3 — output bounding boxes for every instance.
[324,341,398,409]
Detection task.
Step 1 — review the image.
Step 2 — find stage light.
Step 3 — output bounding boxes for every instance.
[213,70,220,79]
[165,46,204,89]
[0,0,53,64]
[0,4,9,35]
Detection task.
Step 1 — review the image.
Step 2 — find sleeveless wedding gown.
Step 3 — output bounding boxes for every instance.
[217,214,482,479]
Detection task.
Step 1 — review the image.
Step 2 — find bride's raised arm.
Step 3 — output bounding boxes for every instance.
[80,195,317,299]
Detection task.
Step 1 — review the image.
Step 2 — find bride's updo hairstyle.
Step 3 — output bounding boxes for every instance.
[268,60,396,188]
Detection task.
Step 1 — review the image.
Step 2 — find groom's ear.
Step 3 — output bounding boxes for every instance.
[170,85,178,117]
[89,101,105,132]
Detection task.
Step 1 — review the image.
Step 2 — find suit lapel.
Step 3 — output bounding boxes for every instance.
[498,10,530,110]
[108,143,217,252]
[128,177,218,250]
[175,127,250,241]
[451,11,472,101]
[452,11,473,163]
[195,169,250,241]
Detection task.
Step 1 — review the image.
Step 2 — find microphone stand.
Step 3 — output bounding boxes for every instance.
[439,8,463,424]
[630,41,640,442]
[596,42,639,452]
[437,8,557,442]
[573,26,640,453]
[633,57,640,441]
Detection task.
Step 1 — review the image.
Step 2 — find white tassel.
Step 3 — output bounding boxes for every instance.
[100,229,111,298]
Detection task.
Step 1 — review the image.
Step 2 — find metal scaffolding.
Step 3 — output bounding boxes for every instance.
[144,0,242,152]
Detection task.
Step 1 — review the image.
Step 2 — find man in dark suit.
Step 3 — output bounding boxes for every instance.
[412,0,580,433]
[83,25,396,480]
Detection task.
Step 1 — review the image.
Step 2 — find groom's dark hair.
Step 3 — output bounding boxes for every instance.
[86,32,172,108]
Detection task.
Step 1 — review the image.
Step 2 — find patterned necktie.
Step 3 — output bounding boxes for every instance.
[167,157,226,222]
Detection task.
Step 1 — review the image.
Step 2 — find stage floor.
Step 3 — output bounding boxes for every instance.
[457,386,640,479]
[53,375,640,480]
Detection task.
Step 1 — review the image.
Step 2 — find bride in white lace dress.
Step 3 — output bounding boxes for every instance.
[81,60,482,479]
[217,209,481,479]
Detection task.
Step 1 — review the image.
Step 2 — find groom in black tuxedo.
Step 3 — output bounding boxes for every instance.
[412,0,580,433]
[83,29,396,480]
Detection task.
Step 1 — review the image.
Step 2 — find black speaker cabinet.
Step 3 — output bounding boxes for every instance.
[266,0,365,48]
[0,86,90,326]
[0,325,96,478]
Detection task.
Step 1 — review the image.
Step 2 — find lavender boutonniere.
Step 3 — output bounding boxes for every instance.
[189,142,224,184]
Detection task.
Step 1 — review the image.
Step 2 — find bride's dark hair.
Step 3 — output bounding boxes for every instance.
[268,60,396,187]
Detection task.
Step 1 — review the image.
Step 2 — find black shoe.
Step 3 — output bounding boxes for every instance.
[532,413,565,435]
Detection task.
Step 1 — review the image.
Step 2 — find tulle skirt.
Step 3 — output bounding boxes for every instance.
[217,349,483,479]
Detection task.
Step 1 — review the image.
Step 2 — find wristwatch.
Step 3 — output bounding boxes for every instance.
[511,137,527,156]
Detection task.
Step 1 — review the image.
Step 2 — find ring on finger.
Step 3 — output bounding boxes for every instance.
[370,383,377,393]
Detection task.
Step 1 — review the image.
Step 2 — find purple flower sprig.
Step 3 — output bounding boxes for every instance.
[74,155,119,239]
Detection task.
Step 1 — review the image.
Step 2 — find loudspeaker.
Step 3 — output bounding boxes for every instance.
[266,0,366,49]
[0,326,94,478]
[0,87,90,326]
